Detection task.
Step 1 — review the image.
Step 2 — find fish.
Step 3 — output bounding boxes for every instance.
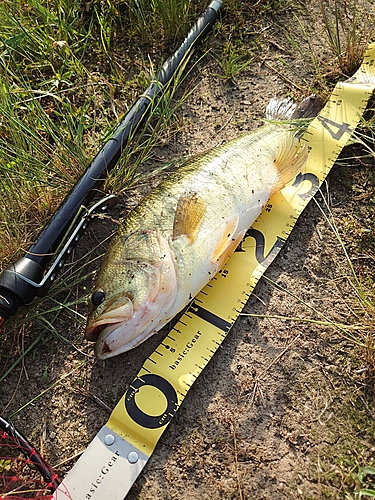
[86,95,321,359]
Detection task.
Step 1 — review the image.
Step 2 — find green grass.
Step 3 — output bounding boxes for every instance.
[0,1,205,390]
[277,0,375,96]
[318,0,375,77]
[213,38,256,82]
[3,0,372,265]
[0,0,202,266]
[349,466,375,499]
[127,0,199,45]
[0,0,204,394]
[0,1,375,498]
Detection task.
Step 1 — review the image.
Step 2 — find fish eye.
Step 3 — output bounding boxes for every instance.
[91,289,105,307]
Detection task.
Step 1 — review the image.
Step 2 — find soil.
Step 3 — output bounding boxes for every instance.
[1,2,375,500]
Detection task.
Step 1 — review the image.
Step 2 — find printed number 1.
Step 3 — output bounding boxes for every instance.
[317,116,351,140]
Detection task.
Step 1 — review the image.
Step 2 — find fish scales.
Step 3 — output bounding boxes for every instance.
[124,125,285,231]
[86,96,321,359]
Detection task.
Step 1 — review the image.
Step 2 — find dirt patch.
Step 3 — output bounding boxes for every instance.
[1,2,375,500]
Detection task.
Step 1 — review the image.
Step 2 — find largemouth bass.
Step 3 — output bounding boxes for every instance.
[86,96,320,359]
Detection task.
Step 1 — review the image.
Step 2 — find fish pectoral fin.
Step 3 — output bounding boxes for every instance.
[272,136,308,193]
[173,192,206,244]
[212,214,240,264]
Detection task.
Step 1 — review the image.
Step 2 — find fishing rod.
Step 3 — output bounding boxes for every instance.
[0,0,223,331]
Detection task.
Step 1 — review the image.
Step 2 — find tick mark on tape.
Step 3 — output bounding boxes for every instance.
[189,301,231,331]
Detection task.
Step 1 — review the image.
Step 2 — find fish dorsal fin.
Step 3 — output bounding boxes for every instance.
[265,97,297,120]
[265,95,322,121]
[173,192,206,243]
[272,136,308,193]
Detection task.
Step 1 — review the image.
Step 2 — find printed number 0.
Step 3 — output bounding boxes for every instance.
[125,374,178,429]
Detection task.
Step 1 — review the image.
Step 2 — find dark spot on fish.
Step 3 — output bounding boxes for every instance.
[102,342,111,354]
[91,289,105,307]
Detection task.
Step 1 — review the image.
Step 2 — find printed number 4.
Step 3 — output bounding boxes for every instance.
[317,116,351,141]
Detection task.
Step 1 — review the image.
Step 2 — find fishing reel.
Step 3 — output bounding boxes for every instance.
[0,195,118,329]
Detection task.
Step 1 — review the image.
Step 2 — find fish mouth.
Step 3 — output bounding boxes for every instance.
[86,235,179,358]
[86,291,176,359]
[94,323,148,359]
[85,296,134,342]
[85,293,175,359]
[93,305,170,360]
[86,322,114,342]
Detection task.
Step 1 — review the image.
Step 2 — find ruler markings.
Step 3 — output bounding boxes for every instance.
[56,43,375,500]
[190,302,232,332]
[107,50,375,457]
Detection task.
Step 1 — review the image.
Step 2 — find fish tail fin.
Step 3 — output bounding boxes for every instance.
[292,94,323,118]
[272,136,308,193]
[265,94,323,120]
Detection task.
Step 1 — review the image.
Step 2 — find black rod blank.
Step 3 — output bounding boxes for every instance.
[0,0,222,326]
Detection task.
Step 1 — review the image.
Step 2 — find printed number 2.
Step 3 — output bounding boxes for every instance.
[245,228,285,266]
[317,116,351,141]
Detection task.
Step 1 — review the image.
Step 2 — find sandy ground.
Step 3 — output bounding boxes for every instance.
[1,2,375,499]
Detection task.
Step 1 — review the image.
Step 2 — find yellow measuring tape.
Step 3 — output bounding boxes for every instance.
[54,43,375,499]
[108,44,375,457]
